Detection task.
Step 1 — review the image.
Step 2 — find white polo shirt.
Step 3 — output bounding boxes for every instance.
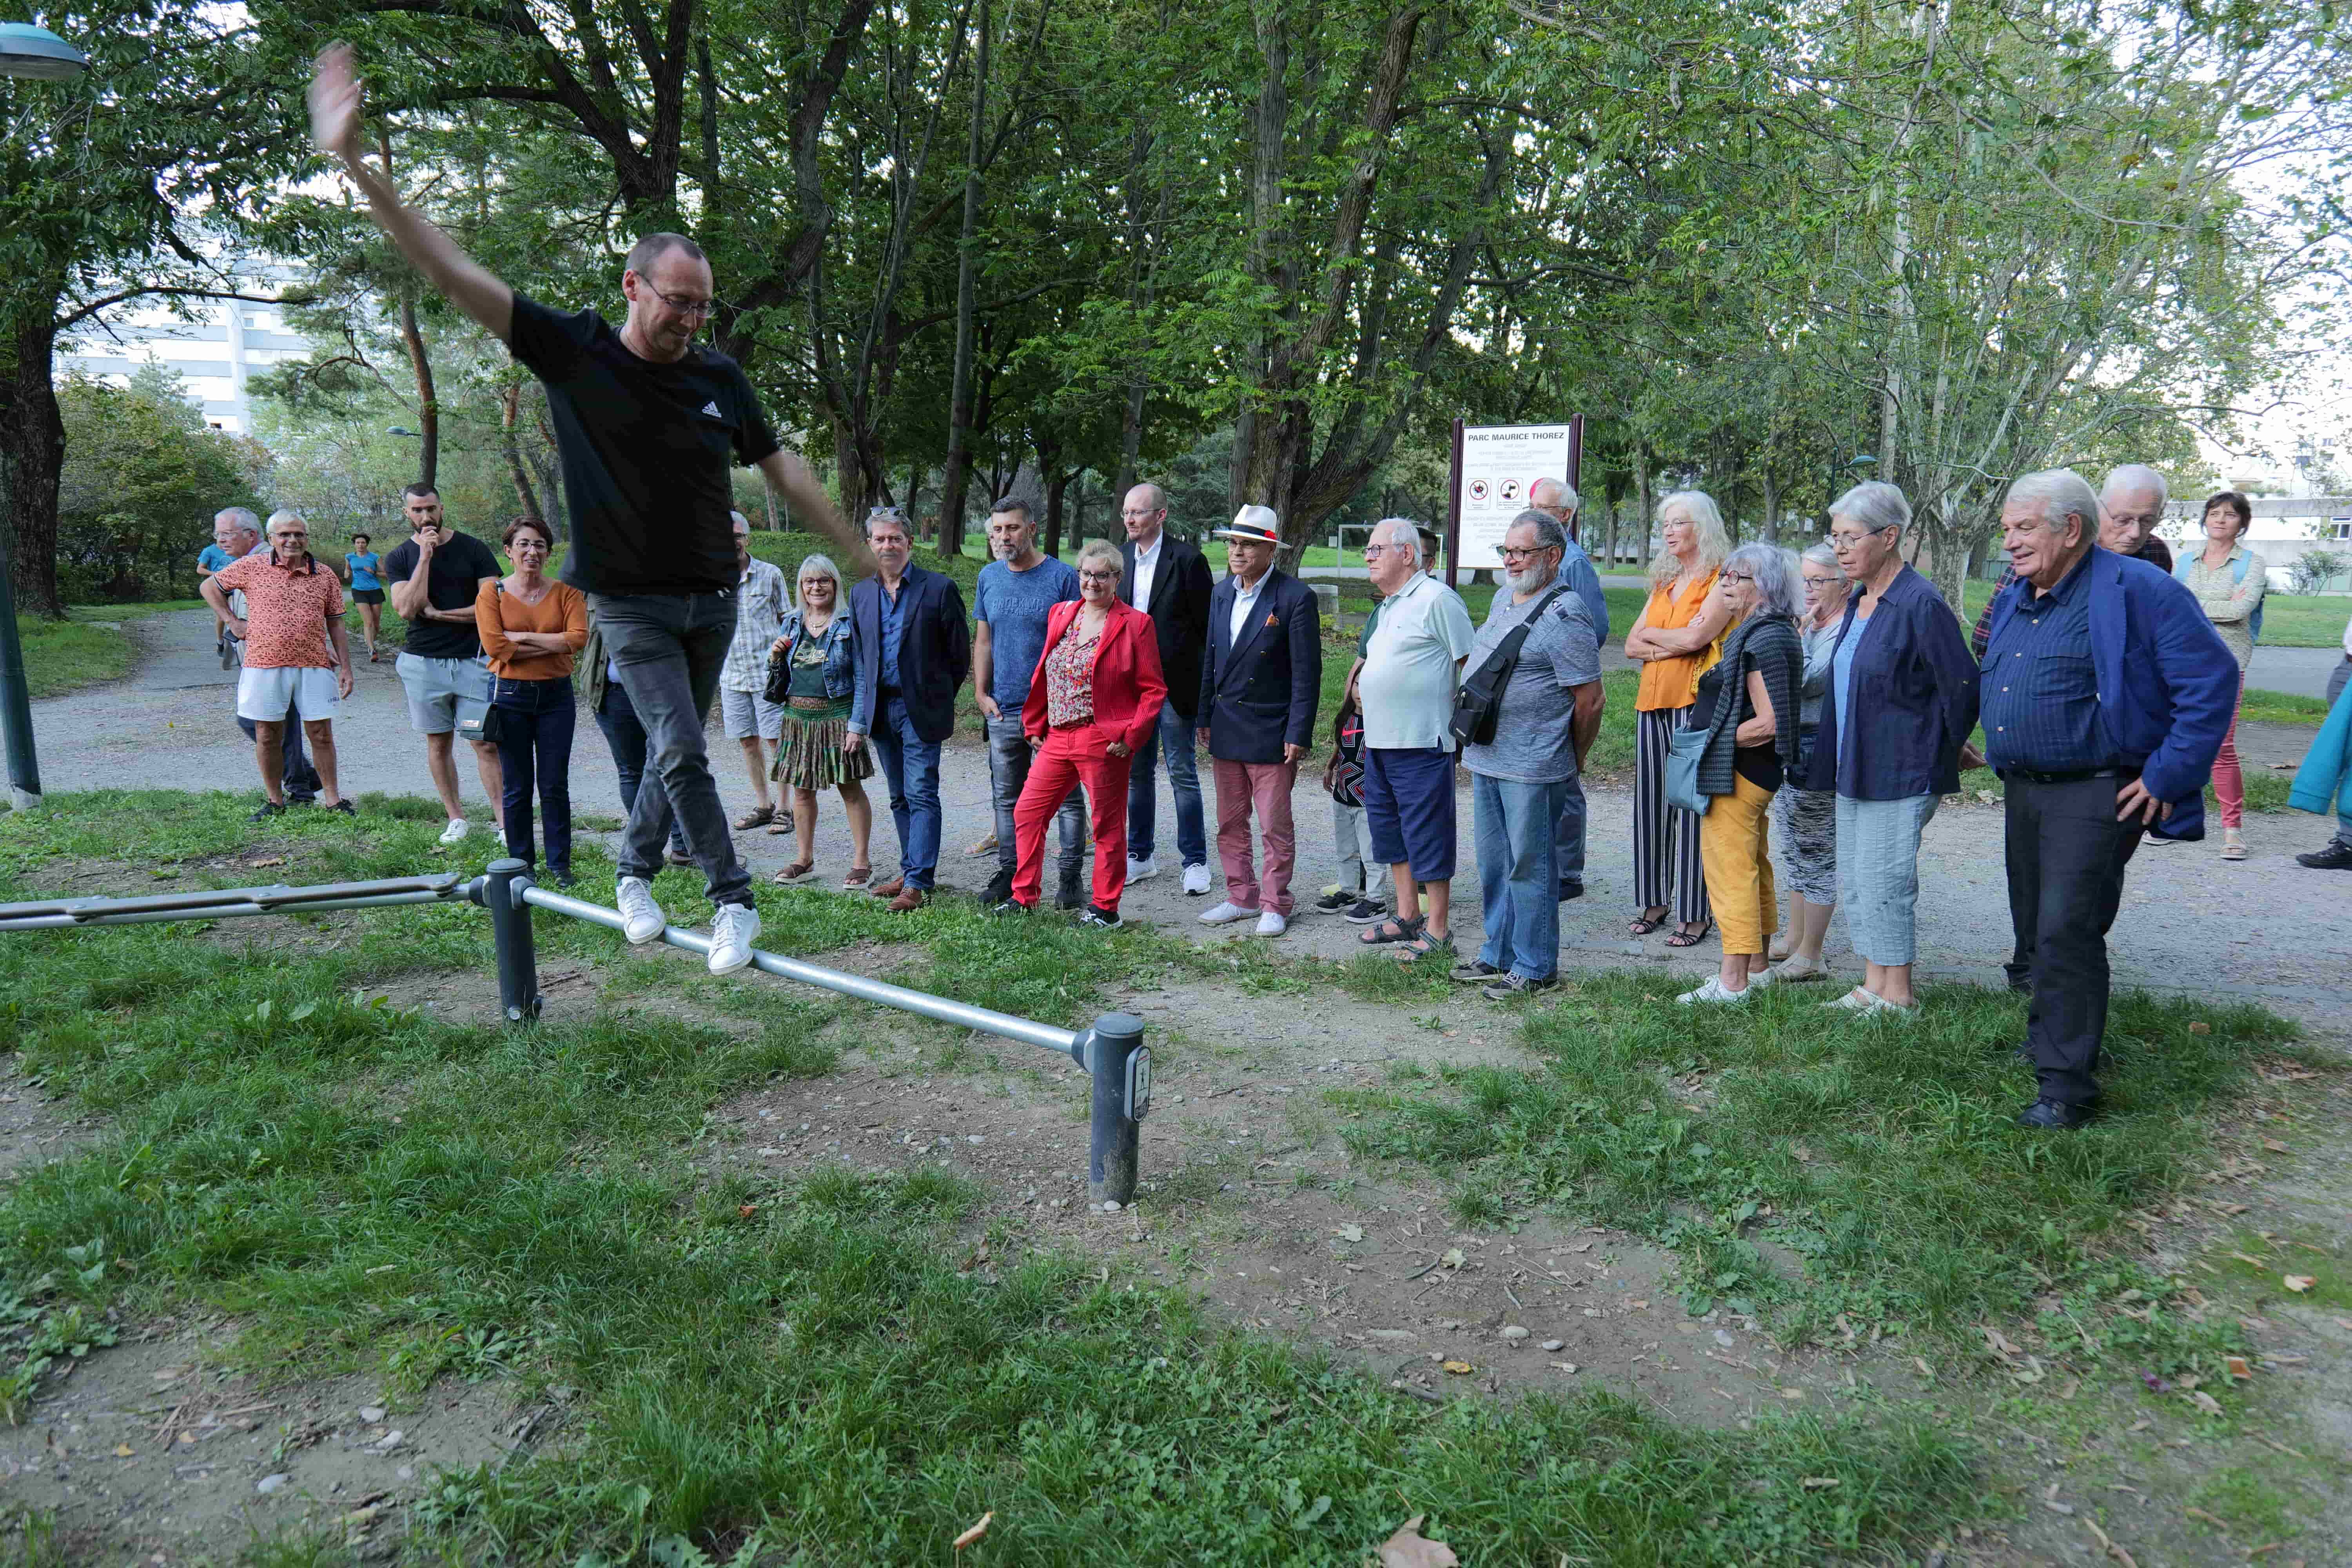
[1359,571,1477,751]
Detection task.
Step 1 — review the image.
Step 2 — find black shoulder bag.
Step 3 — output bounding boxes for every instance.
[1448,587,1568,748]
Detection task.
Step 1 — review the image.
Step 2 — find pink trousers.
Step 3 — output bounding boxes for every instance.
[2213,671,2247,829]
[1212,756,1298,915]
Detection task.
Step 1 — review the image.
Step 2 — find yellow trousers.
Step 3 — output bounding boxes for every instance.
[1699,773,1778,956]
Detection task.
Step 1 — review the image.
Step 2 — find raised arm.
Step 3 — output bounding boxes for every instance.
[310,45,514,345]
[755,449,875,577]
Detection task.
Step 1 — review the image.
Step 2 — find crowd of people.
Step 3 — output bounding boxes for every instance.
[181,49,2352,1137]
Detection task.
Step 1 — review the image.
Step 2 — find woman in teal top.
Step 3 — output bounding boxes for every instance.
[341,532,386,662]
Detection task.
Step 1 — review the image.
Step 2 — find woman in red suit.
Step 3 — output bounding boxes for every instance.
[991,541,1168,926]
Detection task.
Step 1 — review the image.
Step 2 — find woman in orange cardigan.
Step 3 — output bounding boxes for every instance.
[991,541,1167,926]
[476,518,590,885]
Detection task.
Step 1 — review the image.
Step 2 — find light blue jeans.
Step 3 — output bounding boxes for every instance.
[1474,772,1572,981]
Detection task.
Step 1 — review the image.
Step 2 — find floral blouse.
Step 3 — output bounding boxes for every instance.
[1043,614,1105,727]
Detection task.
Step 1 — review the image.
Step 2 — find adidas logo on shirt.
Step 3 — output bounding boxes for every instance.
[700,400,722,419]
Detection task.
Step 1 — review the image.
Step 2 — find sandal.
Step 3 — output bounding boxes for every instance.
[1394,927,1455,962]
[840,864,872,891]
[1628,907,1669,936]
[773,859,815,884]
[766,814,796,834]
[1356,914,1425,947]
[1664,919,1715,949]
[733,805,776,831]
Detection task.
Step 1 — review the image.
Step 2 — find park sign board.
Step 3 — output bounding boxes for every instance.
[1446,418,1581,577]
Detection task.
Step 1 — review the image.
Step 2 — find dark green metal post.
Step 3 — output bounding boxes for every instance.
[0,541,42,810]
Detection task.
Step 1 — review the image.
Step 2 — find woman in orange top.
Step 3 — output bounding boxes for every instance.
[1621,490,1735,944]
[477,518,591,885]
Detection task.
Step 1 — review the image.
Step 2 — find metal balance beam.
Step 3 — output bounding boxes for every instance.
[469,860,1150,1207]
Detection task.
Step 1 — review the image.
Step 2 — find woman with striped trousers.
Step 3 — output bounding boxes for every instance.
[1622,491,1735,947]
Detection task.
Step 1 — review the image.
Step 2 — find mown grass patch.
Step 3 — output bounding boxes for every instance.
[1330,972,2321,1391]
[0,803,1987,1564]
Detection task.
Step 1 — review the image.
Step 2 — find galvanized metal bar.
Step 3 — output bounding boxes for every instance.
[0,889,463,932]
[517,882,1078,1054]
[481,859,542,1024]
[0,873,465,923]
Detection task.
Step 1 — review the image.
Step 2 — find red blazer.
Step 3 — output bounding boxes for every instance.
[1021,597,1168,752]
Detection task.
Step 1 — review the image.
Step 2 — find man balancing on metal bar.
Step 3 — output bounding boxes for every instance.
[308,46,869,976]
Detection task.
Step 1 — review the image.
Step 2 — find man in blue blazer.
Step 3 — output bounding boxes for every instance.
[1982,468,2236,1129]
[1194,506,1322,936]
[848,506,970,911]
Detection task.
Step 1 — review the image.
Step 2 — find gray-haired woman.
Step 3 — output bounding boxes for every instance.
[1766,542,1847,980]
[764,553,875,887]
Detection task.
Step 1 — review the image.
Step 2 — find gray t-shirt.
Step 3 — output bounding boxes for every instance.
[974,555,1081,709]
[1462,588,1602,783]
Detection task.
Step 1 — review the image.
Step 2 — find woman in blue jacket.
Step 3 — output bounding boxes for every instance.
[764,554,875,887]
[1806,483,1980,1018]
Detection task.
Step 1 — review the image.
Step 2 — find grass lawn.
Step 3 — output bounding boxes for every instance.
[4,792,2347,1563]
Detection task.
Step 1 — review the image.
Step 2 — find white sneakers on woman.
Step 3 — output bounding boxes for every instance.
[1821,986,1919,1018]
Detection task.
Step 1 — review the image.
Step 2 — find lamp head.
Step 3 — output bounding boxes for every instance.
[0,23,88,80]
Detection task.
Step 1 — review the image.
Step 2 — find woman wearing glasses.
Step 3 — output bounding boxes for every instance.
[991,541,1168,927]
[1765,543,1850,982]
[1804,482,1979,1017]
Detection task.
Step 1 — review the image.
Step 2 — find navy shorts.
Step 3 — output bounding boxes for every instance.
[1360,746,1457,881]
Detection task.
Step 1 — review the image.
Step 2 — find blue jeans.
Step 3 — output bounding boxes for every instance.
[493,677,576,878]
[592,680,686,858]
[1125,702,1207,867]
[1553,771,1586,889]
[1475,772,1571,982]
[870,695,944,888]
[589,591,750,906]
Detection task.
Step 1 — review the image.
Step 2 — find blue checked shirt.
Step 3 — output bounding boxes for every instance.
[1980,552,2123,773]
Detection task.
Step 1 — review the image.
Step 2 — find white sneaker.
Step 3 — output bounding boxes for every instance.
[1255,909,1288,938]
[1126,855,1161,884]
[708,902,761,975]
[437,817,470,846]
[616,876,666,944]
[1676,978,1752,1005]
[1198,900,1261,926]
[1181,862,1212,896]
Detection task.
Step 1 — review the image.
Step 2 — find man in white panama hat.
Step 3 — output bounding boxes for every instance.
[1194,506,1323,936]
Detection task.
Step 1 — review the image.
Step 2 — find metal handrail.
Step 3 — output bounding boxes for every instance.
[0,873,468,931]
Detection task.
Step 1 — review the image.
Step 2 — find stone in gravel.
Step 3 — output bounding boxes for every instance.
[1714,1329,1736,1347]
[1103,1200,1122,1212]
[358,1406,386,1423]
[1499,1326,1530,1341]
[257,1474,290,1495]
[1540,1339,1565,1352]
[372,1430,405,1452]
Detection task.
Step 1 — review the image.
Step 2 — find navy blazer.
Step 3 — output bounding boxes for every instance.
[1978,546,2237,840]
[1122,534,1214,719]
[848,564,970,744]
[1197,567,1322,762]
[1806,564,1980,800]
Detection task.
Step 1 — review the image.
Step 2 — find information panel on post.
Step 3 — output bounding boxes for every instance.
[1448,421,1580,574]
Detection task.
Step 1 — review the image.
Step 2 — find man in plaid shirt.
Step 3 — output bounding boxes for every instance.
[719,512,794,834]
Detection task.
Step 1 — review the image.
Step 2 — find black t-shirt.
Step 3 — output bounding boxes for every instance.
[381,529,502,660]
[506,293,781,595]
[1694,663,1782,792]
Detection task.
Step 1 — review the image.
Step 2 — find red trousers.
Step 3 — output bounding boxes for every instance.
[1012,724,1134,911]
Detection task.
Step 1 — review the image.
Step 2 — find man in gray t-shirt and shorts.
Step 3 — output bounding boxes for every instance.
[381,483,505,844]
[1455,511,1604,998]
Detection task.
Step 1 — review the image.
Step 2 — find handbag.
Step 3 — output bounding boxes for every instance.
[456,687,506,746]
[1664,720,1712,816]
[1449,587,1568,748]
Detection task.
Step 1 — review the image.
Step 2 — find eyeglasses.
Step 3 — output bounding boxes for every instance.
[1498,544,1559,561]
[649,287,718,319]
[1720,570,1755,584]
[1079,570,1120,583]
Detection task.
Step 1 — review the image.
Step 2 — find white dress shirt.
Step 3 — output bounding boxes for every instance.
[1131,533,1162,612]
[1229,570,1269,646]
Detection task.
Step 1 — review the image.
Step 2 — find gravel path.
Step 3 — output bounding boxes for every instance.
[25,609,2352,1029]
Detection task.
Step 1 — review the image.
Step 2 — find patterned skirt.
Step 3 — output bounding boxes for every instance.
[773,699,874,792]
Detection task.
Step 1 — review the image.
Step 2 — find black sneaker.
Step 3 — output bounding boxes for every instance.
[1482,972,1560,1001]
[1557,880,1584,902]
[1312,889,1356,914]
[324,799,357,817]
[1078,904,1123,929]
[665,848,694,867]
[248,800,286,822]
[1344,898,1387,924]
[1055,869,1085,911]
[552,869,576,889]
[986,898,1031,916]
[980,867,1015,905]
[2296,839,2352,871]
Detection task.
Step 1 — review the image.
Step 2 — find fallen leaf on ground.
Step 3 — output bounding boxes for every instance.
[737,1204,757,1219]
[1441,1360,1474,1375]
[2262,1138,2288,1152]
[1981,1325,2021,1359]
[1799,1477,1839,1490]
[1335,1224,1365,1243]
[2283,1275,2315,1293]
[2188,1390,2223,1415]
[1375,1515,1459,1568]
[953,1512,992,1550]
[1440,1248,1466,1269]
[112,1444,133,1457]
[2225,1356,2252,1380]
[249,856,286,868]
[2187,1021,2210,1035]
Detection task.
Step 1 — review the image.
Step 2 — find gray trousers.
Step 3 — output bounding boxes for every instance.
[987,715,1083,888]
[589,591,752,907]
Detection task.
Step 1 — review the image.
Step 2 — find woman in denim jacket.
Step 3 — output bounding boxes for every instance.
[763,554,875,886]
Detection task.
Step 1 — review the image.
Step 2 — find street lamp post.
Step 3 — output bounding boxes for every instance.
[0,22,87,808]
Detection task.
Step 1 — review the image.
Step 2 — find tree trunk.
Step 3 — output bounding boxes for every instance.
[904,459,924,529]
[1038,429,1069,561]
[530,392,564,538]
[935,0,990,555]
[1,307,65,617]
[499,384,541,520]
[1634,444,1655,568]
[1761,466,1781,543]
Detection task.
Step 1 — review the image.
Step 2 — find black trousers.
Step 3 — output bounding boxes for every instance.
[2002,776,2143,1106]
